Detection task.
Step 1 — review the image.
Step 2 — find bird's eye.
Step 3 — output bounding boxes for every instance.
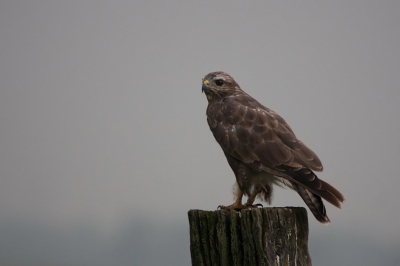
[215,79,224,86]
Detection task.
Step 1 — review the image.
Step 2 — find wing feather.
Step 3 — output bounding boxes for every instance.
[267,140,292,163]
[245,107,257,121]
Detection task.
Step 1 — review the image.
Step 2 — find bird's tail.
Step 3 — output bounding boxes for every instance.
[292,183,330,223]
[260,165,344,223]
[290,170,344,223]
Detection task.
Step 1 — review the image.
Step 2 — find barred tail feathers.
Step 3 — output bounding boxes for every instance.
[292,183,330,223]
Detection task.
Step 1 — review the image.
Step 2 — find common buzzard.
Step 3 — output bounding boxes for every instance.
[202,71,344,223]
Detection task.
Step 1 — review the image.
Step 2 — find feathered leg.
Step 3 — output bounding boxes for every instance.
[218,190,245,210]
[244,186,264,208]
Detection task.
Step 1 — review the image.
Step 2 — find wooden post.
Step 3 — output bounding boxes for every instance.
[188,207,312,266]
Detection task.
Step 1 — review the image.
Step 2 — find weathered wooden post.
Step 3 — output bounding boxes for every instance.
[188,207,311,266]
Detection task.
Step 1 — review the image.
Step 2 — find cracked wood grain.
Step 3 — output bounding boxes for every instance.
[188,207,312,266]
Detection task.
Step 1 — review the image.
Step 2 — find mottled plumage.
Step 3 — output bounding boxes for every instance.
[202,71,344,223]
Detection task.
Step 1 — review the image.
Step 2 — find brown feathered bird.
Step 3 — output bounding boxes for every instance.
[202,71,344,223]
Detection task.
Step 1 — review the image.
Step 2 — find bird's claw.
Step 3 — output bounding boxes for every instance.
[244,203,263,209]
[218,204,238,210]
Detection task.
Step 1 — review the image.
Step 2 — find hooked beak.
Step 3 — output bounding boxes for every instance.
[202,80,210,93]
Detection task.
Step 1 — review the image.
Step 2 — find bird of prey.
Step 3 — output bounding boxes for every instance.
[202,71,344,223]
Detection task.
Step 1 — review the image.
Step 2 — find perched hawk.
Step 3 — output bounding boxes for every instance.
[202,71,344,223]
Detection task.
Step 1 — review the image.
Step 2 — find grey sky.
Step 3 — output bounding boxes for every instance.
[1,1,399,265]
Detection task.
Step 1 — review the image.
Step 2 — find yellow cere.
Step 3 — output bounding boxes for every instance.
[203,80,210,86]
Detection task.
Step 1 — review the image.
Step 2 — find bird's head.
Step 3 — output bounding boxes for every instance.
[202,71,241,101]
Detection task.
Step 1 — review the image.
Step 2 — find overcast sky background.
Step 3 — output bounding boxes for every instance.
[1,1,399,265]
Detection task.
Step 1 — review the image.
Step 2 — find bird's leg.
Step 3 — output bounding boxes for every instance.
[218,190,245,210]
[244,189,263,209]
